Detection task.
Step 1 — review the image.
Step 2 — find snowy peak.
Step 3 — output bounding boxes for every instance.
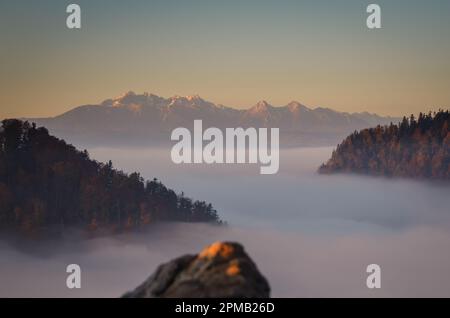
[287,101,309,112]
[167,94,220,112]
[169,94,205,105]
[248,100,274,114]
[186,94,203,102]
[101,91,166,112]
[255,100,271,109]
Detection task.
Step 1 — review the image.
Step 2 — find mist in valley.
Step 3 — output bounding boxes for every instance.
[1,147,450,297]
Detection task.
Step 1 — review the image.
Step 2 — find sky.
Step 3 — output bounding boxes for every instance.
[1,0,449,118]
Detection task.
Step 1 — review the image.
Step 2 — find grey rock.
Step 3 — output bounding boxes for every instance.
[122,242,270,298]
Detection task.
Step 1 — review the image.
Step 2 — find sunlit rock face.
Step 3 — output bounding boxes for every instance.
[122,242,271,298]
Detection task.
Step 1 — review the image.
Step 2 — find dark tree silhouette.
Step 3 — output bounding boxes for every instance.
[319,110,450,180]
[0,119,222,235]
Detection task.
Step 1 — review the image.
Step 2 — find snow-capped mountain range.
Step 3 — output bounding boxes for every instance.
[27,91,399,147]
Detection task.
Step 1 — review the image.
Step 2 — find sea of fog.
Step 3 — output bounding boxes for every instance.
[1,147,450,297]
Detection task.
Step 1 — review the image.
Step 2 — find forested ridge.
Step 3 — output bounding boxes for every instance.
[0,119,221,235]
[319,110,450,180]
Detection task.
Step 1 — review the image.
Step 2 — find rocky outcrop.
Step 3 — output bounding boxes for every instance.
[122,242,270,298]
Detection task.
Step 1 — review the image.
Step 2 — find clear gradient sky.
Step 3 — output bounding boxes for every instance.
[1,0,449,118]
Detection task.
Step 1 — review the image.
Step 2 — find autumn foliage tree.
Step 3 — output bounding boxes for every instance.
[0,120,221,235]
[319,110,450,180]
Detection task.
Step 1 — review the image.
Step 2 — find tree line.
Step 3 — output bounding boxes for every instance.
[319,110,450,180]
[0,119,222,235]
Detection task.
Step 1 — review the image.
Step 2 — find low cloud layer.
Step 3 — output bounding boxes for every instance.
[1,147,449,297]
[2,223,450,297]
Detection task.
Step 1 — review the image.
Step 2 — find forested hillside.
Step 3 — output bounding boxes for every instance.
[0,119,221,235]
[319,111,450,180]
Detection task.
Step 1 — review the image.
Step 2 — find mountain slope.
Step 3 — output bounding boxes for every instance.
[319,111,450,180]
[0,119,221,236]
[28,91,399,147]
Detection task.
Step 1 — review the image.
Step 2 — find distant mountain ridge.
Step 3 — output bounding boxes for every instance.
[27,91,399,147]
